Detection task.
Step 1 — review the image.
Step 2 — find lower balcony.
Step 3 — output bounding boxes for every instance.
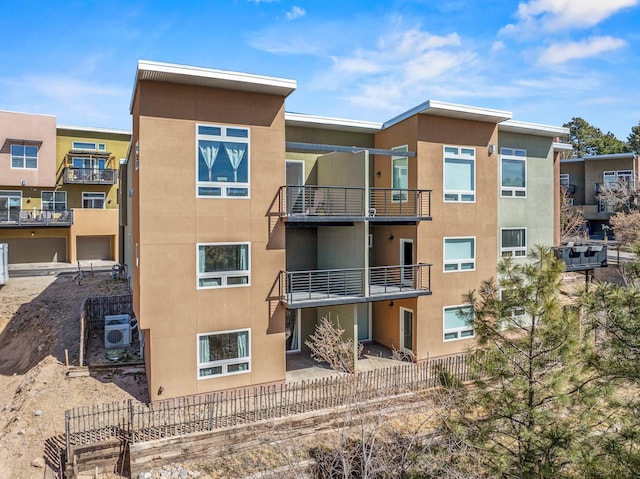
[0,209,73,227]
[553,243,607,271]
[281,263,432,308]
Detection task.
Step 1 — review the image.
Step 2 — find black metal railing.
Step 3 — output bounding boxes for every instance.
[280,185,431,220]
[0,209,73,227]
[552,244,607,271]
[281,263,431,305]
[63,167,117,184]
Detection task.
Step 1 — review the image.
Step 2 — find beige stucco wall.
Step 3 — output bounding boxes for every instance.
[0,111,57,187]
[133,80,287,400]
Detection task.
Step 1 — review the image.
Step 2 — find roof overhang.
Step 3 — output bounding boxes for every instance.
[285,112,381,134]
[383,100,512,129]
[131,60,297,113]
[57,125,131,137]
[0,138,43,154]
[499,119,569,138]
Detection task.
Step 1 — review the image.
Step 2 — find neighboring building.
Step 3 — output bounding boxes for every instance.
[0,109,130,263]
[126,60,568,401]
[560,152,639,238]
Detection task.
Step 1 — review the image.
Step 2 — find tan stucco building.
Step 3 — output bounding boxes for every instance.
[126,60,568,401]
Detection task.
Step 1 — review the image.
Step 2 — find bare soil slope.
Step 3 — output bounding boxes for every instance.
[0,272,146,479]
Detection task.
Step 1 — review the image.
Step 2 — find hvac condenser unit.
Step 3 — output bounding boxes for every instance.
[104,314,131,348]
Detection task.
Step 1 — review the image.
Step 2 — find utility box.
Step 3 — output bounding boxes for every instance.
[0,243,7,285]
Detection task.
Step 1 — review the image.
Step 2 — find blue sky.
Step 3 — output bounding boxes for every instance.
[1,0,639,139]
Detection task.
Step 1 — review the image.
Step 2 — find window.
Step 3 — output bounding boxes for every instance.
[501,228,526,258]
[41,191,66,211]
[500,289,529,329]
[444,146,475,202]
[72,141,106,151]
[443,305,474,341]
[82,192,105,208]
[197,124,250,198]
[603,170,616,187]
[501,148,527,197]
[11,144,38,169]
[198,329,250,378]
[559,174,569,186]
[197,243,250,288]
[444,237,475,272]
[0,191,22,222]
[391,145,408,202]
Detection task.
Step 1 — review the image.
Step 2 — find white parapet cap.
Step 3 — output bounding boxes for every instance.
[382,100,512,129]
[285,112,382,133]
[57,124,131,137]
[131,60,297,112]
[499,119,569,137]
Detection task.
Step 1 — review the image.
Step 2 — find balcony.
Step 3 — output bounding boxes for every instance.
[63,167,117,185]
[281,263,432,308]
[280,185,431,223]
[552,243,607,272]
[0,209,73,227]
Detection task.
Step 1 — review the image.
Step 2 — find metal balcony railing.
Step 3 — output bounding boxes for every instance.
[280,185,432,221]
[281,263,432,306]
[552,244,607,271]
[369,188,431,220]
[63,167,117,184]
[0,209,73,227]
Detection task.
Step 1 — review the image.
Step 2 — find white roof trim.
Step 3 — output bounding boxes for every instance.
[57,125,131,136]
[383,100,512,129]
[131,60,297,112]
[500,119,568,137]
[285,112,381,133]
[554,142,574,152]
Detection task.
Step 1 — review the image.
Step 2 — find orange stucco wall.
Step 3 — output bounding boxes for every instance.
[133,80,287,400]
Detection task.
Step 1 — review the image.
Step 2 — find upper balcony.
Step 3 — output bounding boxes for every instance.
[552,243,607,272]
[0,209,73,228]
[279,185,432,224]
[281,263,432,308]
[63,167,117,185]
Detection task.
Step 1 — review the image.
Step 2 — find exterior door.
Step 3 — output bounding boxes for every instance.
[285,309,300,353]
[400,307,413,354]
[400,238,413,286]
[0,191,21,222]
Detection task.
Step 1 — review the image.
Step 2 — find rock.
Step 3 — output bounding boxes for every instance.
[31,457,45,468]
[18,428,26,435]
[34,410,42,416]
[189,471,201,478]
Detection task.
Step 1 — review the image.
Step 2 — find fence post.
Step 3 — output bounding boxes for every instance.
[128,399,134,443]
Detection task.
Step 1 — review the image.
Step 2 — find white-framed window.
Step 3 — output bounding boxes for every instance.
[499,289,530,329]
[443,305,474,341]
[501,228,527,258]
[82,192,105,208]
[617,170,633,188]
[197,329,250,378]
[391,145,408,202]
[559,173,569,186]
[444,237,475,272]
[11,144,38,169]
[0,190,22,222]
[443,146,475,202]
[197,124,250,198]
[41,191,66,211]
[500,148,527,197]
[72,141,106,151]
[197,242,250,289]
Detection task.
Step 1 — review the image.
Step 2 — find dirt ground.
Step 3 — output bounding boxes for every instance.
[0,272,146,479]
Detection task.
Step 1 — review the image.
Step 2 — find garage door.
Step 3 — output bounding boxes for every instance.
[77,236,112,261]
[5,238,67,264]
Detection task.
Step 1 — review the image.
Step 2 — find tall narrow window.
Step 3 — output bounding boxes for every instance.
[443,146,475,202]
[197,124,250,198]
[197,243,250,288]
[198,329,250,378]
[501,148,527,197]
[391,145,408,202]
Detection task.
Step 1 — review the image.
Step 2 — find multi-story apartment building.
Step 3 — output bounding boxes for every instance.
[125,60,567,401]
[560,152,639,238]
[0,110,129,263]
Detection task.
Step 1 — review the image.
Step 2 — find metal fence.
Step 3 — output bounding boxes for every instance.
[65,354,473,458]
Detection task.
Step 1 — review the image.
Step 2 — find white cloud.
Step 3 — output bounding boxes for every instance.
[537,36,627,65]
[502,0,638,34]
[286,6,306,20]
[491,41,505,54]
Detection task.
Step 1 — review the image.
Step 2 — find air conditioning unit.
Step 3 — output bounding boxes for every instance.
[104,314,131,348]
